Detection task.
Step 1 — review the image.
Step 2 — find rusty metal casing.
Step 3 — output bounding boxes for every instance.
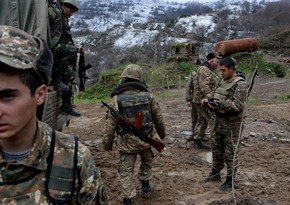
[214,37,259,57]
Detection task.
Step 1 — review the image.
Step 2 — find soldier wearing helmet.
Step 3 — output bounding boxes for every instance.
[0,25,109,205]
[60,0,79,12]
[102,64,166,205]
[48,0,81,117]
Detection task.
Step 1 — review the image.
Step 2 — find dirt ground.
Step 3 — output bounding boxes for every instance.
[64,74,290,205]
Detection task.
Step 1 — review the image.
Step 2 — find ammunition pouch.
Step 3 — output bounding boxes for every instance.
[117,92,153,132]
[45,129,79,204]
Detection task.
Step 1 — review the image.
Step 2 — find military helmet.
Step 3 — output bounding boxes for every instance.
[60,0,79,12]
[121,64,144,82]
[0,25,53,85]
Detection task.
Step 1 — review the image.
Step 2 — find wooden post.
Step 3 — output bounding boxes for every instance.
[178,73,181,89]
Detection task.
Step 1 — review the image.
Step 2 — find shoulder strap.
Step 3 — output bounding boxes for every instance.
[45,129,79,204]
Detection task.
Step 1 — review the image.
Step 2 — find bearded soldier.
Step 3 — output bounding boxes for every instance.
[193,53,219,148]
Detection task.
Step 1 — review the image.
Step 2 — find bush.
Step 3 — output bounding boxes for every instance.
[231,52,272,75]
[267,63,287,78]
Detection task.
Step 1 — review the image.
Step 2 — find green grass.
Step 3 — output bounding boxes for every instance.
[274,94,290,100]
[246,96,260,104]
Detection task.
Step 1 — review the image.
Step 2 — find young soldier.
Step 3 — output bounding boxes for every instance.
[201,57,248,192]
[0,25,109,204]
[102,64,166,205]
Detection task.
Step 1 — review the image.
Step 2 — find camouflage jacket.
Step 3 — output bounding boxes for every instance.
[184,71,196,102]
[103,83,166,153]
[0,0,48,39]
[213,76,248,134]
[0,121,107,204]
[48,1,77,71]
[193,62,218,103]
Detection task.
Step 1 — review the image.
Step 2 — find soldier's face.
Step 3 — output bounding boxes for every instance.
[209,58,220,70]
[0,71,46,144]
[63,6,76,18]
[220,66,235,80]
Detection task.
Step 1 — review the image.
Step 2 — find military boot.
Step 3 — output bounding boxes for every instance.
[219,176,232,192]
[123,198,132,205]
[141,180,153,197]
[60,90,81,117]
[186,133,194,141]
[193,139,209,149]
[204,169,221,182]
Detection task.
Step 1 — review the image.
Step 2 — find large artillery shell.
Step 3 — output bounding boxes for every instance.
[214,38,259,57]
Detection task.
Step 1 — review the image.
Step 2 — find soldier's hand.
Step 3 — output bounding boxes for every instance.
[78,47,84,53]
[207,101,219,110]
[200,99,209,106]
[186,100,193,107]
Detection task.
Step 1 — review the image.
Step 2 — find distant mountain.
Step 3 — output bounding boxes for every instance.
[73,0,276,33]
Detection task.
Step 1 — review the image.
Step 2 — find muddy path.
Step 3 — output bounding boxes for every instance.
[64,75,290,205]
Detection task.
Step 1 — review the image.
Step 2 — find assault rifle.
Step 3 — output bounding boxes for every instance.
[78,43,92,92]
[101,101,165,152]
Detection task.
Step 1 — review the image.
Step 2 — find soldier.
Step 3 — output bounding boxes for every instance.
[0,25,109,204]
[202,57,247,192]
[78,43,92,92]
[185,70,198,141]
[102,64,166,205]
[192,52,220,148]
[48,0,81,117]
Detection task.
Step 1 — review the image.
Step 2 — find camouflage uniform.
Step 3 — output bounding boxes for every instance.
[211,76,247,178]
[185,71,198,139]
[48,1,77,85]
[0,121,108,204]
[48,0,81,116]
[193,62,218,140]
[103,65,165,200]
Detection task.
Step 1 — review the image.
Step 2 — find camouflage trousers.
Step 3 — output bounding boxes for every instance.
[193,104,215,140]
[212,131,240,178]
[191,105,198,136]
[54,61,76,83]
[118,149,153,198]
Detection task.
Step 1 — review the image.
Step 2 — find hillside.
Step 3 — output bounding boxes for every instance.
[71,0,290,85]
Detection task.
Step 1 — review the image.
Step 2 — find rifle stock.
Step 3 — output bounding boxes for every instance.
[101,101,165,152]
